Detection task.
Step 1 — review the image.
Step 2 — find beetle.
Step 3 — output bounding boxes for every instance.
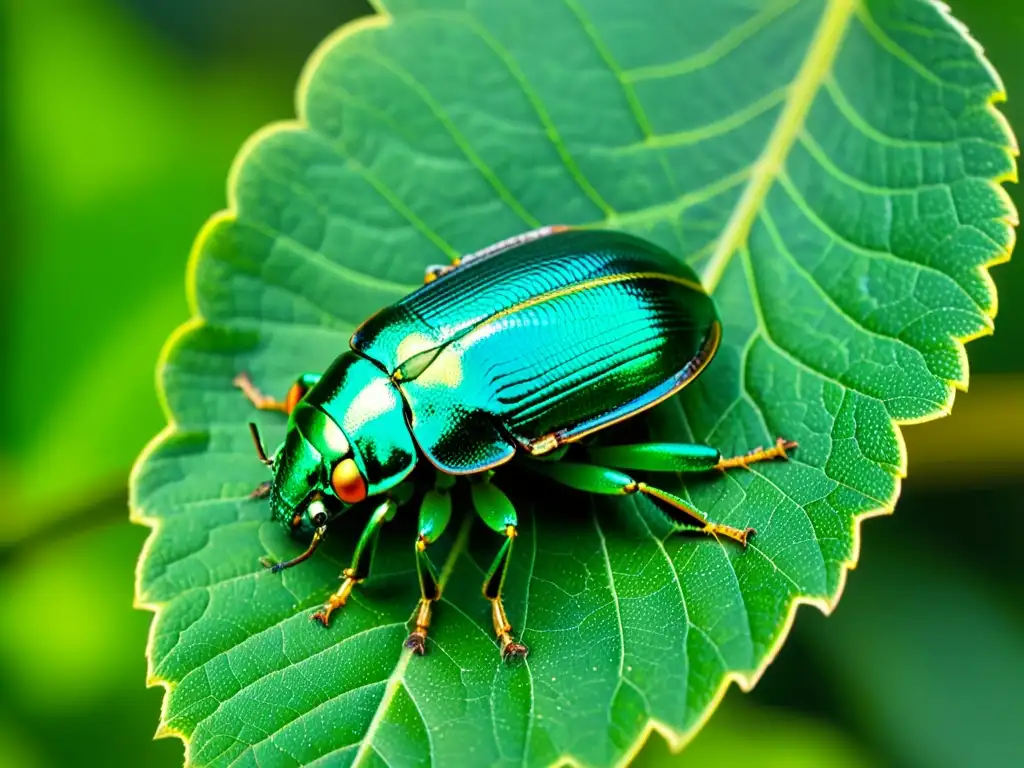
[236,226,796,660]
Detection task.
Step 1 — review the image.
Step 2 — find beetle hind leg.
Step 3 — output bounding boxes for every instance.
[422,225,572,284]
[587,437,798,474]
[716,437,798,470]
[640,483,755,546]
[529,461,753,547]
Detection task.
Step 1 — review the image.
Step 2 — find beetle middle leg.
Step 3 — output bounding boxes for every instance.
[528,461,754,547]
[470,477,528,660]
[311,497,396,626]
[234,371,321,415]
[405,473,455,655]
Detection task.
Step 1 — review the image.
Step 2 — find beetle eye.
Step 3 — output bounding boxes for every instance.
[331,458,367,503]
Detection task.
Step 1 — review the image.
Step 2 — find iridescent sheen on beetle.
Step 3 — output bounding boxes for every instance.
[236,226,797,660]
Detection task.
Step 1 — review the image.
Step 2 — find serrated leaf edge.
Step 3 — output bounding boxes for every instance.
[127,1,1018,765]
[128,15,395,762]
[601,2,1018,765]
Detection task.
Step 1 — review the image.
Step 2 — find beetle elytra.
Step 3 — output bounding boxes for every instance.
[237,226,796,660]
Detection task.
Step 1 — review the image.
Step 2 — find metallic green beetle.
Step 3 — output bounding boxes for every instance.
[236,226,796,660]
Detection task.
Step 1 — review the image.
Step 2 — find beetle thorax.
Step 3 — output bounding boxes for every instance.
[311,352,419,498]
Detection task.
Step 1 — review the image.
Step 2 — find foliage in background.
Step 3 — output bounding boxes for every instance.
[0,0,362,764]
[132,0,1014,765]
[0,1,1021,767]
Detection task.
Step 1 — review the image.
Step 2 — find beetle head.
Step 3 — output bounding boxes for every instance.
[249,353,419,540]
[256,401,366,537]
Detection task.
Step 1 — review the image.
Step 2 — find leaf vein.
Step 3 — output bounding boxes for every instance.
[424,10,616,217]
[701,0,858,293]
[776,172,987,315]
[359,49,540,229]
[623,0,801,82]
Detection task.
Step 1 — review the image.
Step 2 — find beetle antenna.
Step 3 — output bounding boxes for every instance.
[262,526,326,573]
[248,422,273,466]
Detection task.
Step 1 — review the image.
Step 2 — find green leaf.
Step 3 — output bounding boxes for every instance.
[131,0,1015,765]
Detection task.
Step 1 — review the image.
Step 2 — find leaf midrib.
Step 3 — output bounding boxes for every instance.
[700,0,857,293]
[224,7,867,757]
[349,514,474,767]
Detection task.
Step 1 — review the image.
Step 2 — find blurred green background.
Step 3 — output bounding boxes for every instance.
[1,1,1021,766]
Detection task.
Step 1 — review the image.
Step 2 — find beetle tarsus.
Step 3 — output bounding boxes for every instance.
[258,556,296,574]
[490,597,528,661]
[311,572,360,626]
[500,637,529,661]
[404,597,434,655]
[311,603,340,627]
[701,524,756,548]
[404,630,428,655]
[716,436,798,470]
[423,264,451,284]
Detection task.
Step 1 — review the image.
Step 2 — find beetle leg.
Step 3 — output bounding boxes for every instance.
[587,438,797,473]
[529,461,754,547]
[715,437,798,470]
[483,529,528,660]
[471,479,528,660]
[586,442,722,473]
[311,497,397,627]
[405,473,455,655]
[459,225,572,268]
[233,372,321,415]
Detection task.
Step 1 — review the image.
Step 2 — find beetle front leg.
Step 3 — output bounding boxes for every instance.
[405,474,455,655]
[529,462,754,547]
[234,371,321,415]
[311,497,397,626]
[470,478,528,660]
